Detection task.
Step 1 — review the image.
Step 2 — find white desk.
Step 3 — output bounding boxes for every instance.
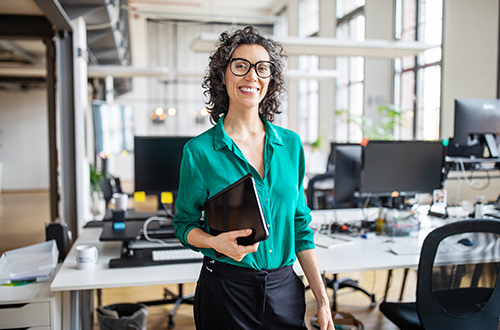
[310,207,444,274]
[50,227,203,330]
[50,228,202,291]
[50,206,485,330]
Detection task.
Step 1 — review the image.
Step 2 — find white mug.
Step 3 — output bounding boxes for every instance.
[76,245,99,270]
[112,193,129,211]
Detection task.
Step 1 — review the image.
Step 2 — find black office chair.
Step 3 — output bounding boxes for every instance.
[307,171,335,210]
[307,171,376,311]
[114,177,123,194]
[380,219,500,329]
[100,176,124,212]
[100,178,114,211]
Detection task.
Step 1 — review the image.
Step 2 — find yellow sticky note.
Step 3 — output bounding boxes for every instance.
[161,192,173,204]
[134,191,146,202]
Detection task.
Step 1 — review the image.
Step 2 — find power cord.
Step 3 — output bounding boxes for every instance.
[457,157,490,191]
[142,216,175,247]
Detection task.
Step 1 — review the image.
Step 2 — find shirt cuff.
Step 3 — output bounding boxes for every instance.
[296,241,316,254]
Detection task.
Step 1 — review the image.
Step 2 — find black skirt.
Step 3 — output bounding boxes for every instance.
[194,257,308,330]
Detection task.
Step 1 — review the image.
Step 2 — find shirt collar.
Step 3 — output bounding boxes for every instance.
[213,113,284,150]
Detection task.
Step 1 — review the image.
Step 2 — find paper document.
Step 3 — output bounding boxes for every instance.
[314,234,353,249]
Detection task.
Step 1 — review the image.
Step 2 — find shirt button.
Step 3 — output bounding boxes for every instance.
[269,249,272,254]
[265,198,268,202]
[267,224,271,228]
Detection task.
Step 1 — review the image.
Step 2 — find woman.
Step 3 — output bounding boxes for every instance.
[174,25,334,330]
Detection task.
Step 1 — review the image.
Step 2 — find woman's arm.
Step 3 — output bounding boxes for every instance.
[297,248,335,330]
[187,228,258,261]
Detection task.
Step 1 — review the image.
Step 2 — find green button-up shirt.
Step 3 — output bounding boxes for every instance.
[174,115,315,270]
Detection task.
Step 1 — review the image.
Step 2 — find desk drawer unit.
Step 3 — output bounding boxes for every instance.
[0,301,50,329]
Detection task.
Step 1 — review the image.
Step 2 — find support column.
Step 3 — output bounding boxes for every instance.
[57,29,78,237]
[45,36,59,223]
[73,17,91,233]
[441,0,500,139]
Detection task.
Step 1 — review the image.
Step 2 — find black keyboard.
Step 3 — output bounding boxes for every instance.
[109,247,203,268]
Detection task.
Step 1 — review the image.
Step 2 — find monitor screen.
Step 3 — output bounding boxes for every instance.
[359,140,445,197]
[334,144,362,207]
[134,136,192,193]
[327,142,358,172]
[450,98,500,158]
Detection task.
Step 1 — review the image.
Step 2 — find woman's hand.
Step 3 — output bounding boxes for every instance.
[296,249,335,330]
[211,229,259,261]
[316,304,335,330]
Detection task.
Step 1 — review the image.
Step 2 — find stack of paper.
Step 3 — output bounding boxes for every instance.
[0,240,59,285]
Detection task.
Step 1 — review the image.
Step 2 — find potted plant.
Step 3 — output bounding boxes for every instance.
[334,104,407,140]
[89,164,104,218]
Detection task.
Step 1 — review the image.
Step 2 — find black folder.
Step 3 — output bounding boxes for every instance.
[204,174,268,246]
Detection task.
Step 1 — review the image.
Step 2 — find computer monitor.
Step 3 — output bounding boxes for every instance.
[358,140,445,208]
[333,144,362,208]
[134,136,192,194]
[327,142,357,172]
[448,98,500,158]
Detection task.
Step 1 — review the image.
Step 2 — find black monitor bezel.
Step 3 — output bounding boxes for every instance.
[133,136,192,194]
[358,140,445,198]
[450,98,500,158]
[333,144,362,207]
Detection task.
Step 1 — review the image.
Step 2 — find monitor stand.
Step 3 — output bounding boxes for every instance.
[155,192,177,219]
[484,134,499,158]
[381,196,412,210]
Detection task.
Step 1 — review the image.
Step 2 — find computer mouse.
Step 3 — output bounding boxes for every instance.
[458,238,474,246]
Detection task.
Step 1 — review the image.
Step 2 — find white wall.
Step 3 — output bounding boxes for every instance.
[0,89,49,190]
[441,0,499,139]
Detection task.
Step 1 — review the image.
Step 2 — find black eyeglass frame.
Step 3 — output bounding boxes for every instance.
[229,58,273,78]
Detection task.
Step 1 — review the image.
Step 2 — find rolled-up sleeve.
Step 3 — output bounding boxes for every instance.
[294,143,315,253]
[174,144,207,251]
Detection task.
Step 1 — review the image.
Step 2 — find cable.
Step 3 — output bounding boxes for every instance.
[362,196,371,209]
[142,216,175,247]
[457,158,490,191]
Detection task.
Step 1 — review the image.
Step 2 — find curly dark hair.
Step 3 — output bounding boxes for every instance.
[202,25,287,124]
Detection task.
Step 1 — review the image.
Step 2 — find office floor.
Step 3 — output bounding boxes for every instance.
[0,191,411,329]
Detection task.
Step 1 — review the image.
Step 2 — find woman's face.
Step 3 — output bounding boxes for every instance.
[224,44,271,113]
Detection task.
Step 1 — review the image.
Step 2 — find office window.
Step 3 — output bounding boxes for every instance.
[335,2,365,143]
[300,0,319,37]
[273,8,289,128]
[297,0,320,143]
[394,0,442,140]
[92,100,134,155]
[337,0,365,18]
[298,57,320,143]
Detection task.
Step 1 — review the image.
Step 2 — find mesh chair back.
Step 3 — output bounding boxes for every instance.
[416,219,500,330]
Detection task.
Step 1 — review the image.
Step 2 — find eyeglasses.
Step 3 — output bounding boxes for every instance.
[229,58,273,78]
